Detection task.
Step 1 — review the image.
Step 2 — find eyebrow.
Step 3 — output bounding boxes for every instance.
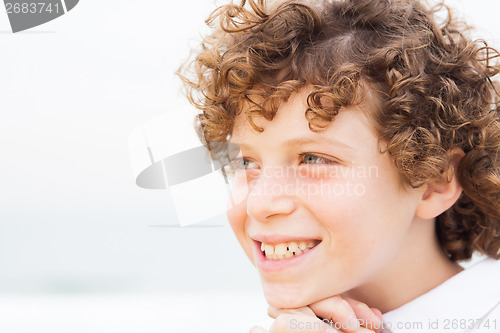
[230,136,355,151]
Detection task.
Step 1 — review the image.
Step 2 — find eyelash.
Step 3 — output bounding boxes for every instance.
[232,153,338,170]
[298,153,338,166]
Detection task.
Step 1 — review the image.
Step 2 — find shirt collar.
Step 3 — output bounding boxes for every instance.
[381,257,500,332]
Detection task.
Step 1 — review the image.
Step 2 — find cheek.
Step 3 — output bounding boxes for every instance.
[302,176,377,227]
[226,174,250,234]
[305,172,412,257]
[289,176,412,293]
[226,189,254,261]
[226,193,247,235]
[226,200,245,234]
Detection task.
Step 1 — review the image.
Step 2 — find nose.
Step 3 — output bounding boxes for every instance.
[245,167,297,222]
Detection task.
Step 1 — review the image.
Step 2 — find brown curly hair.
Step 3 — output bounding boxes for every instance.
[178,0,500,261]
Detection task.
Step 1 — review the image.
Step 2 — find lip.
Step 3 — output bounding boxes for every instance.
[252,238,321,273]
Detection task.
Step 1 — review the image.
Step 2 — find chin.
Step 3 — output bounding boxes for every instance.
[262,281,315,309]
[265,294,308,309]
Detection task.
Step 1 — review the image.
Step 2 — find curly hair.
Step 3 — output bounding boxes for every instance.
[178,0,500,261]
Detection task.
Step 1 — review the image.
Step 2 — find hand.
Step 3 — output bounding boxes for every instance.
[250,295,383,333]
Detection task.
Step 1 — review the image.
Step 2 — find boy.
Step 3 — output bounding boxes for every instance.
[179,0,500,331]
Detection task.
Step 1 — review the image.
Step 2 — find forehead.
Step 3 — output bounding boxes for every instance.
[230,87,380,152]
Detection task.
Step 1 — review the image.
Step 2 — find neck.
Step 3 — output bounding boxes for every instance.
[341,218,464,314]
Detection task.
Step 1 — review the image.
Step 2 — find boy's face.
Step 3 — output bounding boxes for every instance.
[226,88,424,309]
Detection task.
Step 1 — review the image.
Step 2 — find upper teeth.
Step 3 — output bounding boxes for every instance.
[260,240,319,260]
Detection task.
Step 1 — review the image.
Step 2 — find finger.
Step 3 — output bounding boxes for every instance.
[370,308,383,321]
[268,305,317,319]
[342,298,383,333]
[307,296,360,332]
[270,313,338,333]
[369,308,383,333]
[250,325,269,333]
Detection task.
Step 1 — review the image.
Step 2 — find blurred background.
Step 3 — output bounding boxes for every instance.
[0,0,497,332]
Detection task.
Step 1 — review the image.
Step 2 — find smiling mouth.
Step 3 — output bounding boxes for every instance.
[260,240,321,260]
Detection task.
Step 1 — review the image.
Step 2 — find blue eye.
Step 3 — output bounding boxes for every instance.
[300,153,337,165]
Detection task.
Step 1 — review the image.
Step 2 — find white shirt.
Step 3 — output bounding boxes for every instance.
[381,258,500,333]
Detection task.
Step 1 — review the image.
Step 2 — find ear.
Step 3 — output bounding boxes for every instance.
[415,148,465,220]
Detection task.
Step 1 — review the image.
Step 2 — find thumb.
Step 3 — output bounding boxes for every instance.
[308,296,383,333]
[342,297,384,333]
[308,296,360,332]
